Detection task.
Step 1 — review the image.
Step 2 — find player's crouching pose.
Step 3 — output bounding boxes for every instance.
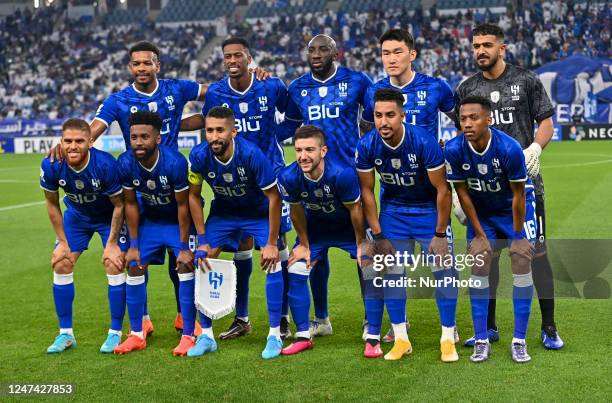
[188,106,284,359]
[356,89,458,362]
[115,111,196,355]
[41,119,127,353]
[445,96,537,363]
[277,125,366,355]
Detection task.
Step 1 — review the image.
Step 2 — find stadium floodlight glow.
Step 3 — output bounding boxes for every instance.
[33,0,40,9]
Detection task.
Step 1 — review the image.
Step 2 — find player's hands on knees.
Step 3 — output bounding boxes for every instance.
[468,235,492,261]
[125,247,141,270]
[47,143,63,163]
[429,235,450,265]
[288,244,310,269]
[195,244,212,272]
[260,243,279,273]
[177,249,195,272]
[509,238,534,260]
[103,242,125,271]
[357,240,375,269]
[251,66,270,80]
[52,241,73,268]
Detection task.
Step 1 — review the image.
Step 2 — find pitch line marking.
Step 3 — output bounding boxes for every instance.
[0,201,45,212]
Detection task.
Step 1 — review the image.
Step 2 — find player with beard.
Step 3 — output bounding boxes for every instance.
[284,34,372,338]
[455,23,563,350]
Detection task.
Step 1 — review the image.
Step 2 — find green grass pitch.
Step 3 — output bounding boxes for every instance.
[0,141,611,401]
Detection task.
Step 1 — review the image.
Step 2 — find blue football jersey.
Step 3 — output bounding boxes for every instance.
[95,79,201,149]
[355,123,445,210]
[444,127,534,215]
[277,160,360,228]
[362,72,455,138]
[201,75,288,174]
[117,145,189,224]
[188,136,277,219]
[40,148,122,221]
[285,66,372,166]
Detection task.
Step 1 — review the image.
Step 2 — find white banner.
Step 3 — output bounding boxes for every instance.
[194,259,237,320]
[14,136,60,154]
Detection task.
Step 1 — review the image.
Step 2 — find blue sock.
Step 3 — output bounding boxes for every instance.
[266,270,283,328]
[234,251,253,318]
[143,269,149,316]
[383,273,407,324]
[178,272,196,336]
[469,275,490,341]
[513,273,534,339]
[288,271,310,332]
[168,250,181,313]
[198,312,212,330]
[433,268,458,327]
[53,273,75,329]
[107,274,126,332]
[364,274,384,336]
[281,259,289,317]
[309,254,330,319]
[126,275,146,333]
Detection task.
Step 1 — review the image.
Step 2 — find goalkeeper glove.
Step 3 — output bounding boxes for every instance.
[523,143,542,178]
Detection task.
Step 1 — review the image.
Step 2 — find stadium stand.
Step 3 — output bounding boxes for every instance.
[157,0,235,23]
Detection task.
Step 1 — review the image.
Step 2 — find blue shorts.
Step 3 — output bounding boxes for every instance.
[63,209,128,253]
[380,205,454,255]
[295,226,357,262]
[467,194,538,248]
[139,220,197,265]
[203,215,270,249]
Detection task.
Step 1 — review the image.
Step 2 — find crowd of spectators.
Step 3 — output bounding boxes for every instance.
[0,1,609,120]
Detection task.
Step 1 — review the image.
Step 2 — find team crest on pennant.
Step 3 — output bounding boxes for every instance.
[477,164,488,175]
[195,259,237,320]
[146,180,156,190]
[239,102,249,114]
[75,180,84,190]
[148,102,157,112]
[490,91,500,103]
[223,173,233,183]
[391,159,402,169]
[318,86,328,97]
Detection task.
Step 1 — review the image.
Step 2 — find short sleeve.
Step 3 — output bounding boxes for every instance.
[94,95,119,127]
[358,73,373,106]
[529,75,554,123]
[276,170,300,204]
[178,79,201,103]
[418,127,445,171]
[171,152,190,192]
[284,85,304,122]
[40,158,59,192]
[336,167,361,204]
[101,157,122,197]
[443,141,466,182]
[249,146,277,190]
[188,147,205,185]
[438,79,456,113]
[355,135,374,172]
[361,85,375,123]
[505,141,528,182]
[200,89,216,118]
[116,153,134,189]
[274,79,290,114]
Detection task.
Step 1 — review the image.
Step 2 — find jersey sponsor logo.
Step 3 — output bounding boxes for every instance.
[133,179,140,186]
[148,102,157,112]
[300,191,308,197]
[318,87,328,97]
[462,163,471,170]
[477,164,488,175]
[147,180,156,190]
[467,178,501,192]
[490,91,500,103]
[141,192,171,205]
[307,104,339,120]
[239,102,249,114]
[213,185,246,197]
[491,109,514,125]
[130,106,138,113]
[391,158,401,169]
[59,179,66,186]
[66,192,98,204]
[375,159,382,165]
[235,117,261,133]
[379,172,415,187]
[339,82,348,97]
[208,172,216,178]
[300,89,307,97]
[304,201,336,213]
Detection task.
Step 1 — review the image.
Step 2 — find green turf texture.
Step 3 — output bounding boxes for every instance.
[0,141,611,401]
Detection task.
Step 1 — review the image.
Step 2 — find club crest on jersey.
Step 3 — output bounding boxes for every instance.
[239,102,249,114]
[477,164,488,175]
[511,85,520,101]
[318,87,328,98]
[165,95,175,111]
[133,179,140,186]
[339,82,348,97]
[417,90,427,106]
[148,102,158,112]
[59,179,66,186]
[147,180,156,190]
[223,173,233,183]
[490,91,500,103]
[462,163,471,170]
[314,189,324,198]
[391,159,402,169]
[91,178,100,188]
[258,96,268,112]
[75,180,85,190]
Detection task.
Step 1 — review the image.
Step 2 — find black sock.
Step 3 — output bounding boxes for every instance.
[532,254,556,328]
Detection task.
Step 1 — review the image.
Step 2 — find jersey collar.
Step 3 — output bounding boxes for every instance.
[382,124,406,151]
[69,150,91,174]
[303,162,325,183]
[389,70,416,89]
[138,148,161,172]
[311,64,338,84]
[228,73,255,96]
[131,79,160,97]
[467,129,493,156]
[214,139,236,166]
